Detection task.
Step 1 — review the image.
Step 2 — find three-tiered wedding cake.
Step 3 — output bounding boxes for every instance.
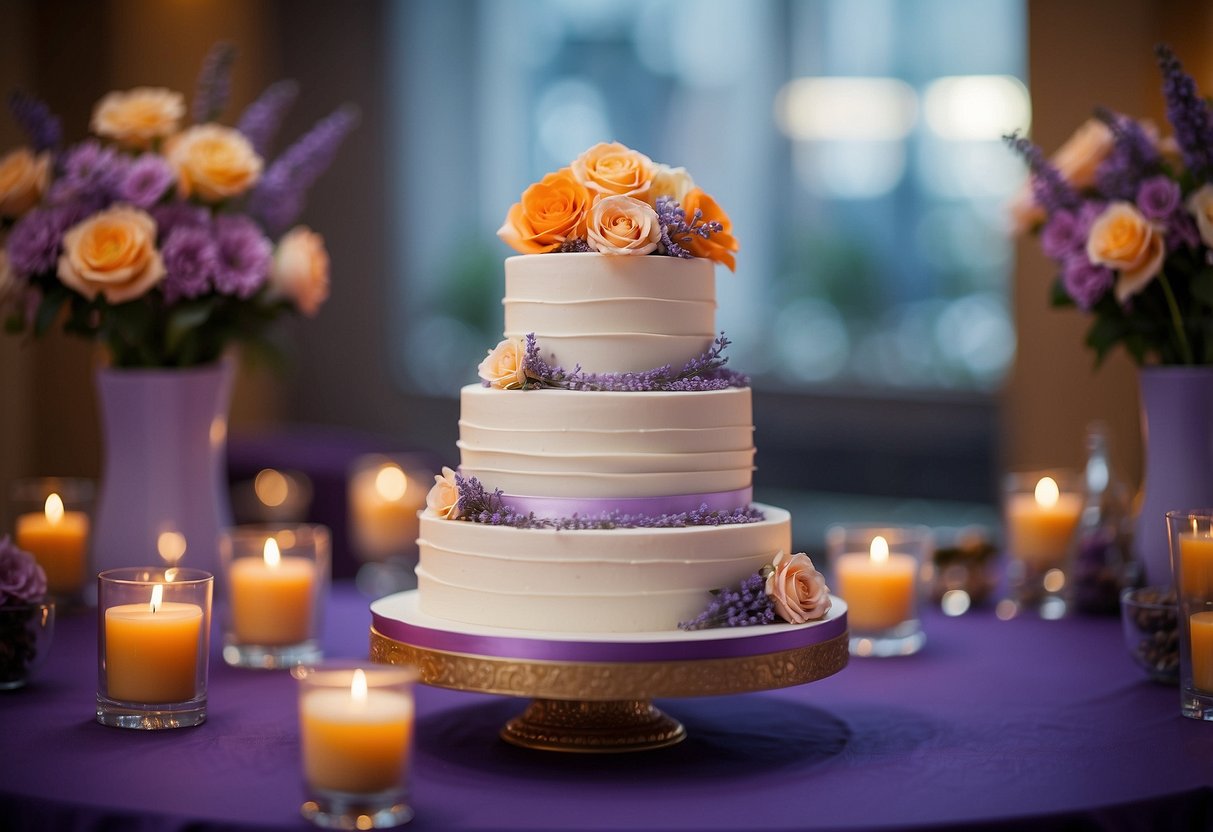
[414,143,829,634]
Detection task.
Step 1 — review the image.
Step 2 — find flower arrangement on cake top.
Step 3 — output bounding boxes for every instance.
[0,43,356,368]
[497,141,739,271]
[1007,44,1213,367]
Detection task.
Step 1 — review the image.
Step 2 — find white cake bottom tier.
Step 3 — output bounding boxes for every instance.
[416,504,791,632]
[503,252,717,373]
[458,385,754,502]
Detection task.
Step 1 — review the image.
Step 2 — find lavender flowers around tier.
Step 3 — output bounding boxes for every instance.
[679,572,777,630]
[518,332,749,392]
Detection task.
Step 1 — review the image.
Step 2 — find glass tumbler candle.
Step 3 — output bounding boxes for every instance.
[220,524,330,669]
[1002,470,1083,617]
[1167,511,1213,720]
[827,524,931,657]
[97,567,212,729]
[295,663,418,829]
[10,477,95,607]
[348,454,431,596]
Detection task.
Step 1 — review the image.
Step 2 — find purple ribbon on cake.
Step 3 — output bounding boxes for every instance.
[497,487,753,520]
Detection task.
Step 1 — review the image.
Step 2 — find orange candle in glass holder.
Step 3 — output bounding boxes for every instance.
[16,493,90,595]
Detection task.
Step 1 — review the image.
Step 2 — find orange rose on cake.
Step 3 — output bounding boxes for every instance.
[571,141,654,197]
[497,168,590,253]
[57,204,165,304]
[678,188,738,271]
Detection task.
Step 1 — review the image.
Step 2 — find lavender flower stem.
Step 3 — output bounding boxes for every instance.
[1158,271,1194,365]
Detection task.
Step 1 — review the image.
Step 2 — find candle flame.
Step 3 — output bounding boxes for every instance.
[263,537,281,568]
[150,583,164,613]
[351,668,368,703]
[870,535,889,564]
[1034,476,1060,509]
[44,493,65,525]
[375,464,408,502]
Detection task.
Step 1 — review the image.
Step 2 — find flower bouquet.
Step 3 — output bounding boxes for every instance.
[1007,44,1213,367]
[0,537,53,690]
[0,42,355,367]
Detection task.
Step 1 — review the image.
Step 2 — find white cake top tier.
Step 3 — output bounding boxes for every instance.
[502,253,717,374]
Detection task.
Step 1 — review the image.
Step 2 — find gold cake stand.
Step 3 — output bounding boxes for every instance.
[369,591,849,753]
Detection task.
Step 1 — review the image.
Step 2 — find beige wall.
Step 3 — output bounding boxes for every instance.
[1005,0,1213,490]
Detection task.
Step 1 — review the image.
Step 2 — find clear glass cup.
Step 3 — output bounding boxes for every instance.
[96,567,212,729]
[826,524,932,657]
[295,662,418,829]
[9,477,95,609]
[1166,510,1213,720]
[0,600,55,690]
[220,524,330,669]
[348,454,432,597]
[1002,469,1083,618]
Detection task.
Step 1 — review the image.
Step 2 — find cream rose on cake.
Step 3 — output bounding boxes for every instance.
[765,551,831,624]
[425,467,461,520]
[585,195,661,256]
[56,205,165,304]
[0,148,50,219]
[167,124,263,202]
[90,87,185,149]
[478,337,529,390]
[644,164,695,207]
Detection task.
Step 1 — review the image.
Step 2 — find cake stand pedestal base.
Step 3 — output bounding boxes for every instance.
[501,698,685,752]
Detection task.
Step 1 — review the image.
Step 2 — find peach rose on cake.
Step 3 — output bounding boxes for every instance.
[0,147,50,219]
[497,168,590,254]
[679,188,739,271]
[478,337,529,390]
[571,142,654,197]
[268,226,330,316]
[1187,184,1213,249]
[1085,202,1166,302]
[585,195,661,255]
[57,204,165,304]
[426,467,461,520]
[764,551,831,624]
[90,87,185,149]
[167,124,263,202]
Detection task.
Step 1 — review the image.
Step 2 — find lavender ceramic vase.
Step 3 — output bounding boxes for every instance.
[92,361,234,579]
[1136,367,1213,587]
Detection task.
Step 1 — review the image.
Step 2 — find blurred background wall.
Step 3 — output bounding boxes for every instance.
[2,0,1212,545]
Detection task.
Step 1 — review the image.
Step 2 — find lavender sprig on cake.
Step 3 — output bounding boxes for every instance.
[680,551,831,630]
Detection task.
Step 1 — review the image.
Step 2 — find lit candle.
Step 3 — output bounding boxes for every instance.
[15,493,89,595]
[350,462,422,559]
[104,583,203,703]
[1178,532,1213,600]
[229,537,317,645]
[1190,611,1213,693]
[300,668,413,794]
[834,535,918,632]
[1004,476,1083,568]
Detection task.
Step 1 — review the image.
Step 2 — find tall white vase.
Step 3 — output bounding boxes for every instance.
[92,361,234,579]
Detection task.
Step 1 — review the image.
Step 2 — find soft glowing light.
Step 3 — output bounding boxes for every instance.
[869,535,890,564]
[375,464,408,502]
[776,77,918,141]
[277,528,297,550]
[351,668,368,703]
[210,416,227,447]
[150,583,164,613]
[941,589,971,617]
[157,530,187,563]
[1034,477,1060,509]
[924,75,1031,141]
[164,567,180,582]
[263,537,281,568]
[1043,568,1066,593]
[44,493,65,525]
[255,468,289,508]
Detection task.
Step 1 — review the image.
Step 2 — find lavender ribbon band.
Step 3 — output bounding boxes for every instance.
[497,487,753,519]
[371,602,847,663]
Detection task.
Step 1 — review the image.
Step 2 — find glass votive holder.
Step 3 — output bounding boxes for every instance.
[826,524,932,657]
[96,567,212,729]
[220,524,330,669]
[348,454,431,596]
[10,477,95,608]
[295,662,418,829]
[1002,470,1083,619]
[1167,510,1213,720]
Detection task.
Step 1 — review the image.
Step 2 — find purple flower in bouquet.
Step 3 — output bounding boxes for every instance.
[211,215,271,299]
[0,537,46,606]
[7,91,61,153]
[191,41,236,124]
[1094,110,1162,201]
[1136,175,1181,221]
[1040,210,1086,260]
[49,140,125,209]
[162,225,219,304]
[6,207,65,276]
[1157,44,1213,178]
[236,80,299,158]
[150,202,210,240]
[1061,255,1114,312]
[115,153,174,209]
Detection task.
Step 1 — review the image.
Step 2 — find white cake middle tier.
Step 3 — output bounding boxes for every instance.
[458,384,755,506]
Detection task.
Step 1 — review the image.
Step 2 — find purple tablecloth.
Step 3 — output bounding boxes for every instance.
[1,587,1210,831]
